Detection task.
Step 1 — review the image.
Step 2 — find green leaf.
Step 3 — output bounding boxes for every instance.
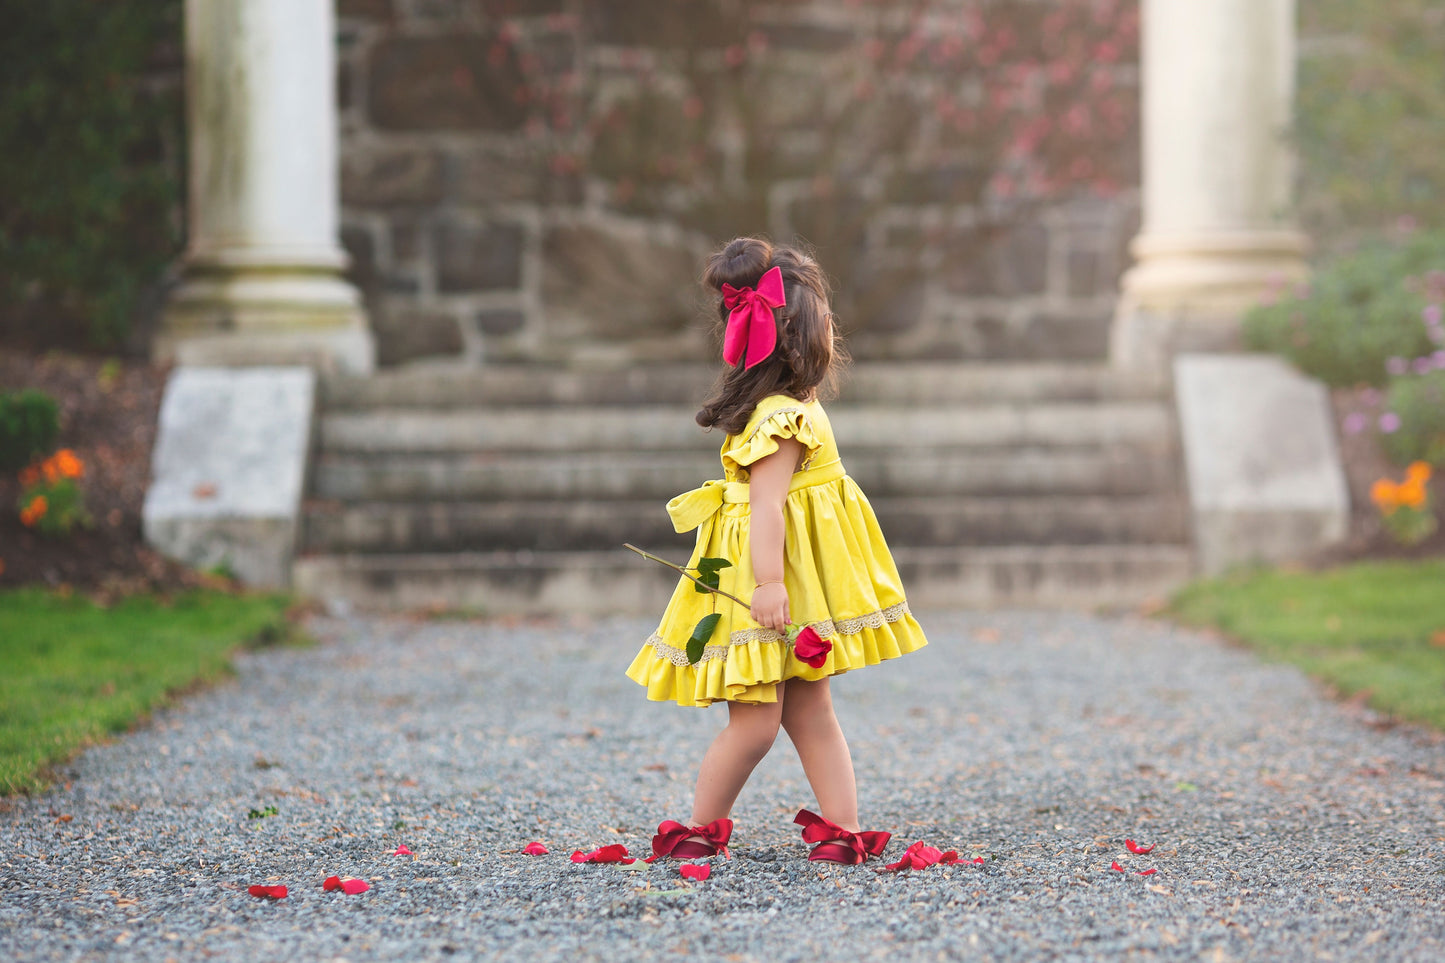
[692,557,732,594]
[686,613,722,665]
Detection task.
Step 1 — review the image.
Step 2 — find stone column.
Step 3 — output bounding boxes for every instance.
[1112,0,1308,374]
[158,0,374,373]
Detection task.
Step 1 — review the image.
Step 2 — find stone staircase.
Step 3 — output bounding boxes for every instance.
[292,363,1195,613]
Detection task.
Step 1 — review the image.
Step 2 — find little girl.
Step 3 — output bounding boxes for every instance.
[626,236,929,864]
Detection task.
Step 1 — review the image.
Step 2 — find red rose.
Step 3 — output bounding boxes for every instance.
[793,625,832,668]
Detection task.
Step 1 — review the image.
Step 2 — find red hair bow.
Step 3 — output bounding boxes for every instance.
[794,809,891,864]
[721,266,785,370]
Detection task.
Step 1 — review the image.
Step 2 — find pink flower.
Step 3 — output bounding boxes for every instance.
[1343,412,1369,435]
[1424,304,1443,327]
[1380,412,1402,434]
[1386,357,1408,376]
[793,626,833,668]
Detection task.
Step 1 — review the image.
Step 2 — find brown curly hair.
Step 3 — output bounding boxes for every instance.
[695,237,847,435]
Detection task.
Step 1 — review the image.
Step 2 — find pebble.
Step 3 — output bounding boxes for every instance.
[2,610,1444,961]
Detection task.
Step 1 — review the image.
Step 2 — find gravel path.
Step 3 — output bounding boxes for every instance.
[3,610,1444,962]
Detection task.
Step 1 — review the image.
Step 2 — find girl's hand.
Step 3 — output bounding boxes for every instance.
[750,580,790,634]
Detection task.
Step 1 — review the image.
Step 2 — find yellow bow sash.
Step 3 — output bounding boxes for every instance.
[666,459,846,535]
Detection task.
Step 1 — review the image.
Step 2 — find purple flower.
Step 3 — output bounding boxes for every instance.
[1343,412,1369,435]
[1386,357,1408,376]
[1380,412,1402,433]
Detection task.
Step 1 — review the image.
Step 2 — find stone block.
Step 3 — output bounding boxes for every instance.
[143,368,315,588]
[342,148,444,207]
[945,222,1049,297]
[586,2,734,47]
[376,308,465,365]
[1175,354,1349,574]
[479,0,567,16]
[435,221,525,292]
[369,36,526,131]
[339,0,393,20]
[454,149,545,203]
[541,223,700,340]
[476,308,527,335]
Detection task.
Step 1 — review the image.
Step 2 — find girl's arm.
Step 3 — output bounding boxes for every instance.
[748,437,805,633]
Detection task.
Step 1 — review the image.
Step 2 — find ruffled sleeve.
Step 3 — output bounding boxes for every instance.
[721,402,824,476]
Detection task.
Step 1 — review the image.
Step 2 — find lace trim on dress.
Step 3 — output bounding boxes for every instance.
[642,600,912,667]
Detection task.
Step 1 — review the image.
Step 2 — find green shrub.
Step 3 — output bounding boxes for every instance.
[1297,0,1445,236]
[1242,230,1445,387]
[0,390,60,472]
[0,0,183,349]
[1383,369,1445,468]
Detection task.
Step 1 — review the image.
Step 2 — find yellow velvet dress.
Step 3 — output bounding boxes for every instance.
[626,393,928,706]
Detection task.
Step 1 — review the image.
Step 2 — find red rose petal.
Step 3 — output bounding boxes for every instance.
[247,884,288,899]
[679,864,711,881]
[323,875,369,894]
[879,841,956,873]
[522,841,549,855]
[1137,868,1157,876]
[394,844,413,856]
[970,856,985,865]
[1110,861,1125,872]
[1125,839,1156,855]
[570,844,636,865]
[793,625,833,668]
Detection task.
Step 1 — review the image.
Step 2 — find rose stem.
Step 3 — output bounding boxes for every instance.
[622,543,753,609]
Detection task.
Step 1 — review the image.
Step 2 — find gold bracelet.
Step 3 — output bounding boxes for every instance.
[755,578,785,588]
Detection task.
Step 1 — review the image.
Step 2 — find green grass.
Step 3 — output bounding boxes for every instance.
[0,589,302,795]
[1170,559,1445,729]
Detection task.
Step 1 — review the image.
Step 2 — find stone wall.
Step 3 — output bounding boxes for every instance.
[336,0,1140,366]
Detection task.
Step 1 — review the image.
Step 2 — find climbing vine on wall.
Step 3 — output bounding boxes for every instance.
[0,0,184,352]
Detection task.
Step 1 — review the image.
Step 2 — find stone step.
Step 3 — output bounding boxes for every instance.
[290,544,1196,615]
[321,362,1163,410]
[313,444,1184,502]
[319,401,1177,455]
[300,495,1191,553]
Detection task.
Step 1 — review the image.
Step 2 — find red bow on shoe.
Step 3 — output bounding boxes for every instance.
[646,818,733,861]
[794,809,891,865]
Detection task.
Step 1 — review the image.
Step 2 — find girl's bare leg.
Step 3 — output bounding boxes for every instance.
[780,677,859,832]
[690,696,786,824]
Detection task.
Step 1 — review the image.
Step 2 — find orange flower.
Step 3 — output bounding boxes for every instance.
[1406,461,1433,485]
[1370,479,1400,514]
[1398,479,1428,510]
[20,495,49,527]
[41,459,60,484]
[52,449,84,480]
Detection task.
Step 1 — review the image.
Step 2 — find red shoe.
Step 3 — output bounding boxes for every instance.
[794,809,891,864]
[647,818,733,861]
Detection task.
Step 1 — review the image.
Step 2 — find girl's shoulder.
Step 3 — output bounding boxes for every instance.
[738,393,821,436]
